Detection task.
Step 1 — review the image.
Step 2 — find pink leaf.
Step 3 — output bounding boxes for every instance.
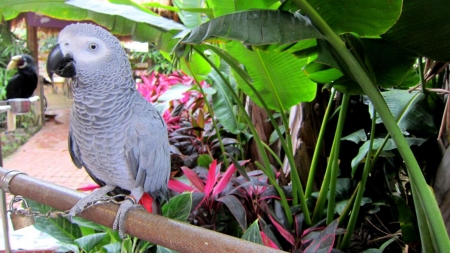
[181,166,205,192]
[168,178,195,192]
[260,231,279,249]
[213,160,249,197]
[212,164,236,196]
[204,160,218,196]
[268,213,295,245]
[77,183,100,192]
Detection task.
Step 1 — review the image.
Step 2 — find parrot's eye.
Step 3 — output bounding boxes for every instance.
[89,43,98,50]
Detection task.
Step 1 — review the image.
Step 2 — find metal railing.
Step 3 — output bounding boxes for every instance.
[0,167,284,253]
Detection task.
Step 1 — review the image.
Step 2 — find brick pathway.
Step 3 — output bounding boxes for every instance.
[1,84,95,251]
[3,84,95,200]
[3,109,95,194]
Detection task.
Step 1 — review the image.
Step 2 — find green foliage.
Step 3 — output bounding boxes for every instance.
[241,220,262,244]
[27,193,193,252]
[4,0,450,252]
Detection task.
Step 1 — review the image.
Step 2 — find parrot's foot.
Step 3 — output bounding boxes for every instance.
[68,185,115,222]
[113,197,143,238]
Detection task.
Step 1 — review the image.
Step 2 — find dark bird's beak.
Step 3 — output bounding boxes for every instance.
[47,43,76,83]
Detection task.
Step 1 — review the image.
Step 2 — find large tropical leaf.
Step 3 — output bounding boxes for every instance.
[350,137,427,175]
[382,0,450,61]
[206,0,280,17]
[366,90,439,137]
[0,0,186,43]
[306,0,402,36]
[315,36,419,94]
[173,0,204,28]
[225,41,317,110]
[181,10,324,46]
[67,0,185,31]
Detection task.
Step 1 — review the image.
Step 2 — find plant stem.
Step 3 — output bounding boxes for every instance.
[418,56,427,94]
[327,93,350,224]
[193,47,294,224]
[183,58,229,168]
[305,88,336,198]
[295,0,450,250]
[312,139,334,224]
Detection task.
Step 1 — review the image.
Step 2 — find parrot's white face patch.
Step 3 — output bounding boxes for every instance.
[59,35,112,65]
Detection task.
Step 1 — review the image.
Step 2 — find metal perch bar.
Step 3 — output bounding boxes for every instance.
[0,167,284,253]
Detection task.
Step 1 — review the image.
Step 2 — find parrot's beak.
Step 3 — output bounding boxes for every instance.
[6,55,23,71]
[47,43,76,82]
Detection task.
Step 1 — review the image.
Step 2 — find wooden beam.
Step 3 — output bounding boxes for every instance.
[26,14,45,126]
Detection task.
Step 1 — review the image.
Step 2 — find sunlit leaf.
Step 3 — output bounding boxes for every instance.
[225,41,317,110]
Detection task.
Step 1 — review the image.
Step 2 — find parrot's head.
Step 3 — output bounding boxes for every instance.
[47,23,132,87]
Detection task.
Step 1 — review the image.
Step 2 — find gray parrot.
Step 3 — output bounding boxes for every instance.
[46,23,170,237]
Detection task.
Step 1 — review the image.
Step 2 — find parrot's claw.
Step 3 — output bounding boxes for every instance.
[67,185,115,222]
[113,198,143,238]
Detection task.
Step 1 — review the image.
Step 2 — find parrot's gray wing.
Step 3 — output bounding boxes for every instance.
[125,95,170,200]
[69,130,83,169]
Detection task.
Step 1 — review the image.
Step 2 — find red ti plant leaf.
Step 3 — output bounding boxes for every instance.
[181,166,205,192]
[268,212,295,245]
[168,178,195,193]
[217,195,247,230]
[303,219,339,253]
[260,231,280,249]
[212,160,249,197]
[204,160,218,196]
[77,183,100,192]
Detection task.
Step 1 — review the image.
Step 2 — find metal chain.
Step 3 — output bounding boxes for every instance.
[8,194,129,219]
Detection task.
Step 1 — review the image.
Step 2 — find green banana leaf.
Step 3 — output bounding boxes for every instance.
[206,0,280,18]
[307,0,402,36]
[0,0,186,43]
[313,36,418,94]
[225,41,317,110]
[383,0,450,61]
[366,90,439,138]
[181,10,324,46]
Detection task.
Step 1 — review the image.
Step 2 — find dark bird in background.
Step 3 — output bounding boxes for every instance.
[6,54,38,99]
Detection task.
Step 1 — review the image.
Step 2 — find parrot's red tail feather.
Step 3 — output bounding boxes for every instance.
[139,192,153,213]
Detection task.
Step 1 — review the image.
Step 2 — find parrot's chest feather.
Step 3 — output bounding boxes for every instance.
[70,88,136,187]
